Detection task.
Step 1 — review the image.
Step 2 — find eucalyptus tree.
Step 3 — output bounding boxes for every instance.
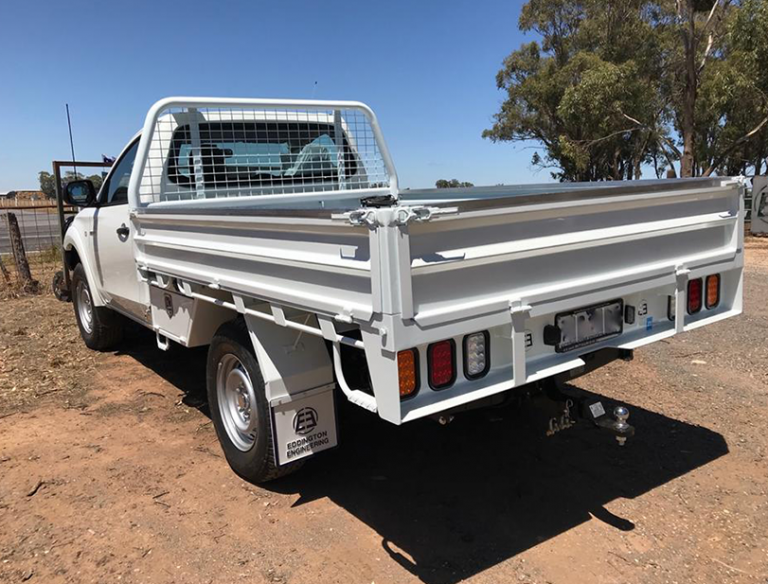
[486,0,768,180]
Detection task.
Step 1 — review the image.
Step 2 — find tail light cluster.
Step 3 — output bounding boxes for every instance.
[688,274,720,314]
[397,331,490,398]
[671,274,721,320]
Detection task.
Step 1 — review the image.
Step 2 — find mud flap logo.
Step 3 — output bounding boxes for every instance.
[293,407,318,435]
[272,388,337,465]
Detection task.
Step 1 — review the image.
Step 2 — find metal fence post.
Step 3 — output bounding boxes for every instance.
[53,161,70,292]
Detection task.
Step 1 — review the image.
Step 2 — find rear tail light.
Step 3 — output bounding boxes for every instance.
[464,331,489,379]
[687,278,703,314]
[706,274,720,308]
[428,340,455,389]
[397,349,418,398]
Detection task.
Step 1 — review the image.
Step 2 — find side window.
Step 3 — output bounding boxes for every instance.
[101,140,139,205]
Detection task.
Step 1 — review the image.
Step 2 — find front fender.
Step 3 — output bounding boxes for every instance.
[63,227,106,307]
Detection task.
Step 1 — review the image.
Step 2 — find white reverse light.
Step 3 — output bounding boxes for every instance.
[464,332,489,378]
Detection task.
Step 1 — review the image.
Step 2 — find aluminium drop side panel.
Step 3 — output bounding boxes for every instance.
[407,180,742,323]
[132,212,376,322]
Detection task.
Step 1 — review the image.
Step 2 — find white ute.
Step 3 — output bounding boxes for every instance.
[61,97,745,482]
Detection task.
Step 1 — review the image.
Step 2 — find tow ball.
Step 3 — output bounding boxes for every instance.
[590,404,634,446]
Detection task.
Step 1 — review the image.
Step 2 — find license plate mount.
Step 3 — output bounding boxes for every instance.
[554,299,624,353]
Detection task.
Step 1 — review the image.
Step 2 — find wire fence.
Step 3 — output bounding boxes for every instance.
[0,198,75,294]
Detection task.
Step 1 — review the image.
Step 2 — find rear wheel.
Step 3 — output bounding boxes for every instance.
[206,319,303,483]
[71,263,124,351]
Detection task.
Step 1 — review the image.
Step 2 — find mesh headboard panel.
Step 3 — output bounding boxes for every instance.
[131,98,397,209]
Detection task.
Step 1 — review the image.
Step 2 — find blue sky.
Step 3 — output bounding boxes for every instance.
[0,0,544,192]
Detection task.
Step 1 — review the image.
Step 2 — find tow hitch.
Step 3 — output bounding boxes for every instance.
[591,405,633,446]
[545,383,635,446]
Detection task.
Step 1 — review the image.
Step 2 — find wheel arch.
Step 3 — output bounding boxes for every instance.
[63,231,106,307]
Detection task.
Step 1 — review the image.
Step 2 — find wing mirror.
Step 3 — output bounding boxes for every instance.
[64,180,96,207]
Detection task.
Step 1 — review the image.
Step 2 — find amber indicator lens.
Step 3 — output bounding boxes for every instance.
[687,278,703,314]
[706,274,720,309]
[397,349,418,397]
[428,340,455,389]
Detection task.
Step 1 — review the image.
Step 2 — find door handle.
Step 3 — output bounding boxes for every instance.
[116,224,130,239]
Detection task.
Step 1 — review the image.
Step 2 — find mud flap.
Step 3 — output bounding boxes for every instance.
[270,385,338,466]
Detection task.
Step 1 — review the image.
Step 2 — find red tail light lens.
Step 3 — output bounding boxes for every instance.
[687,278,703,314]
[428,340,455,389]
[706,274,720,309]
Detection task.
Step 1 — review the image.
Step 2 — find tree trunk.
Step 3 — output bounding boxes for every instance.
[661,147,678,177]
[612,149,621,180]
[6,212,38,293]
[703,113,768,176]
[679,1,698,178]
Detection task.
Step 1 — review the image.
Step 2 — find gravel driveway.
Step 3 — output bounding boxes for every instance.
[1,239,766,584]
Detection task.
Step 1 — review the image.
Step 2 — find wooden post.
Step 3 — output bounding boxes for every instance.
[6,212,38,293]
[0,253,10,285]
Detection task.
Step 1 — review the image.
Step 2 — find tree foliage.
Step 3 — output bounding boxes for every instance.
[38,171,104,199]
[485,0,768,180]
[435,179,475,188]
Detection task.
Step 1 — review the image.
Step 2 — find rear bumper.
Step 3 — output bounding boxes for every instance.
[362,262,743,424]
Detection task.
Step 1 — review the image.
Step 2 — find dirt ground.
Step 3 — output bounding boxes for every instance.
[1,240,767,584]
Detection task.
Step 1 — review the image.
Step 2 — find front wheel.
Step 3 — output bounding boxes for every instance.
[71,263,124,351]
[206,319,303,483]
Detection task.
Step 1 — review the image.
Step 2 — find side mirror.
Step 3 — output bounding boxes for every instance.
[64,180,96,207]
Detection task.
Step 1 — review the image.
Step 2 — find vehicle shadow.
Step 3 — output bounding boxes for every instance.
[116,325,211,415]
[118,329,728,584]
[273,400,727,583]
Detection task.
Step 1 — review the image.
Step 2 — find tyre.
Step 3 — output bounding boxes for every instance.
[52,270,71,302]
[206,319,304,483]
[71,263,124,351]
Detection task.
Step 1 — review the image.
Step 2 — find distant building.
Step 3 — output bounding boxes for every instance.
[11,190,44,201]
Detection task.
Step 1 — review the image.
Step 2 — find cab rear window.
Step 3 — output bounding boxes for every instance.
[167,121,358,189]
